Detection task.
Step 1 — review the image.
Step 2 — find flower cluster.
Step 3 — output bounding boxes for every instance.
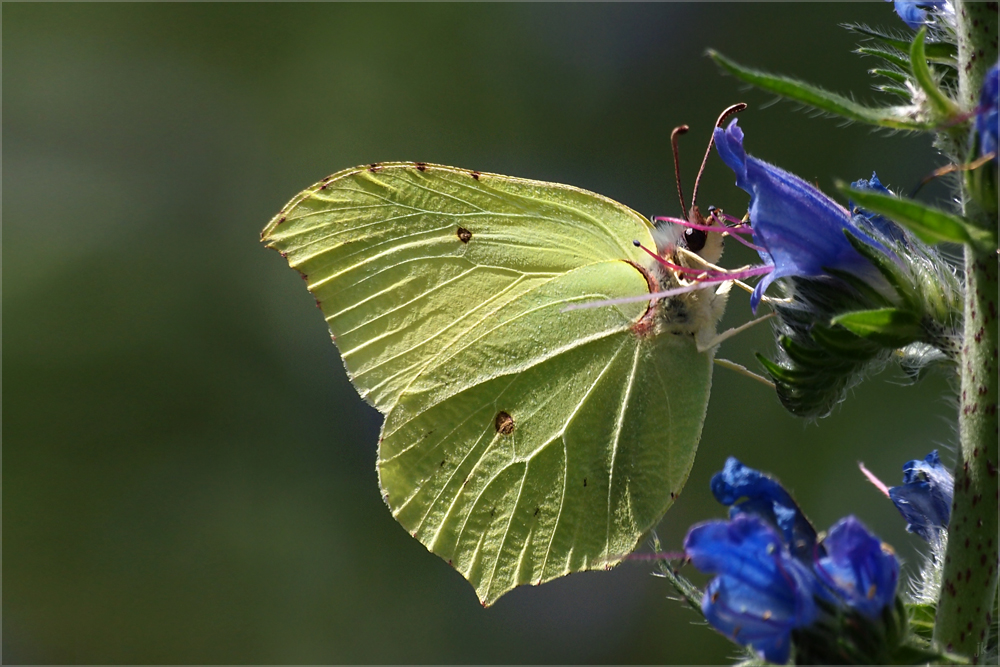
[713,121,962,418]
[685,458,901,664]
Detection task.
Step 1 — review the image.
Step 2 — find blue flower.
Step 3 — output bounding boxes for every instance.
[977,61,998,160]
[714,120,894,312]
[888,450,953,541]
[688,459,905,663]
[815,516,899,619]
[886,1,947,30]
[711,457,820,561]
[685,515,818,664]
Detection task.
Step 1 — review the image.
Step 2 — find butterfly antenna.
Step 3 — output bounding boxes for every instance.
[690,102,747,209]
[670,125,690,218]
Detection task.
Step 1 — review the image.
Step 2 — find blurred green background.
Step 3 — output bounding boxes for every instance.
[5,3,960,664]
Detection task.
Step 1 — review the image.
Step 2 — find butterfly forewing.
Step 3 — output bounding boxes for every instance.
[262,163,713,605]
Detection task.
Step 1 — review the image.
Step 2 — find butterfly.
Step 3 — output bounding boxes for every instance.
[261,106,748,606]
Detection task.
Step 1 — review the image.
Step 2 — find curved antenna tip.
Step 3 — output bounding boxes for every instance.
[691,103,749,208]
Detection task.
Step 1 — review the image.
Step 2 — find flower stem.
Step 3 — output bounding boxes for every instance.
[934,1,999,660]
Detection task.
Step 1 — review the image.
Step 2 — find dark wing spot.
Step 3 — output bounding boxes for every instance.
[415,162,428,171]
[276,215,286,225]
[494,411,515,435]
[470,170,481,180]
[457,227,473,243]
[583,478,587,487]
[440,459,446,467]
[368,163,383,172]
[533,507,540,516]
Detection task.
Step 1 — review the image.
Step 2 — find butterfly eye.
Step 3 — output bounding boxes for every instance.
[683,227,707,253]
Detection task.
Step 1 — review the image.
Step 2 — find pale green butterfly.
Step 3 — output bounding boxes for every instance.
[261,107,747,606]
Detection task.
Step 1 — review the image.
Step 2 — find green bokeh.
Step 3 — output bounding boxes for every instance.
[5,4,957,663]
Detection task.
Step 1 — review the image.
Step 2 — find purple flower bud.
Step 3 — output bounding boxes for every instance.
[888,450,953,541]
[713,120,895,312]
[685,515,818,664]
[977,61,998,161]
[815,516,900,619]
[711,457,820,561]
[887,1,948,30]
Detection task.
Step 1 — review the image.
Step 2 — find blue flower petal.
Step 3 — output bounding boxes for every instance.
[977,61,999,160]
[888,450,953,541]
[686,515,818,663]
[714,120,895,311]
[703,577,795,664]
[711,457,820,561]
[815,516,899,618]
[888,1,947,30]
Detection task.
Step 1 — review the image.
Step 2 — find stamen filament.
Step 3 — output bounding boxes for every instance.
[858,462,892,498]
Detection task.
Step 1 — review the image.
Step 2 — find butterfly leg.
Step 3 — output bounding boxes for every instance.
[695,311,775,353]
[713,358,775,389]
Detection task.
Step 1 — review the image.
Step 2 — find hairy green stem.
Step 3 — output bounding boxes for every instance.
[933,1,999,661]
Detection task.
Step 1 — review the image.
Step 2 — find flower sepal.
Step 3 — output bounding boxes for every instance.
[791,595,907,664]
[831,308,924,348]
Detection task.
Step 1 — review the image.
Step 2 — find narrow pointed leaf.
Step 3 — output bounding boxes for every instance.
[878,84,916,99]
[870,68,911,85]
[838,182,997,250]
[832,308,923,347]
[708,50,933,130]
[810,325,883,362]
[909,28,960,117]
[857,46,912,71]
[844,23,957,63]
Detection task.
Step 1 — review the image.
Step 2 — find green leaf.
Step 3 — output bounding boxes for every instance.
[809,325,883,362]
[889,644,970,665]
[844,23,957,63]
[870,68,911,85]
[906,602,936,642]
[878,85,916,99]
[838,182,998,250]
[707,50,934,130]
[909,28,960,118]
[755,353,816,383]
[832,308,923,347]
[263,163,722,605]
[857,46,912,71]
